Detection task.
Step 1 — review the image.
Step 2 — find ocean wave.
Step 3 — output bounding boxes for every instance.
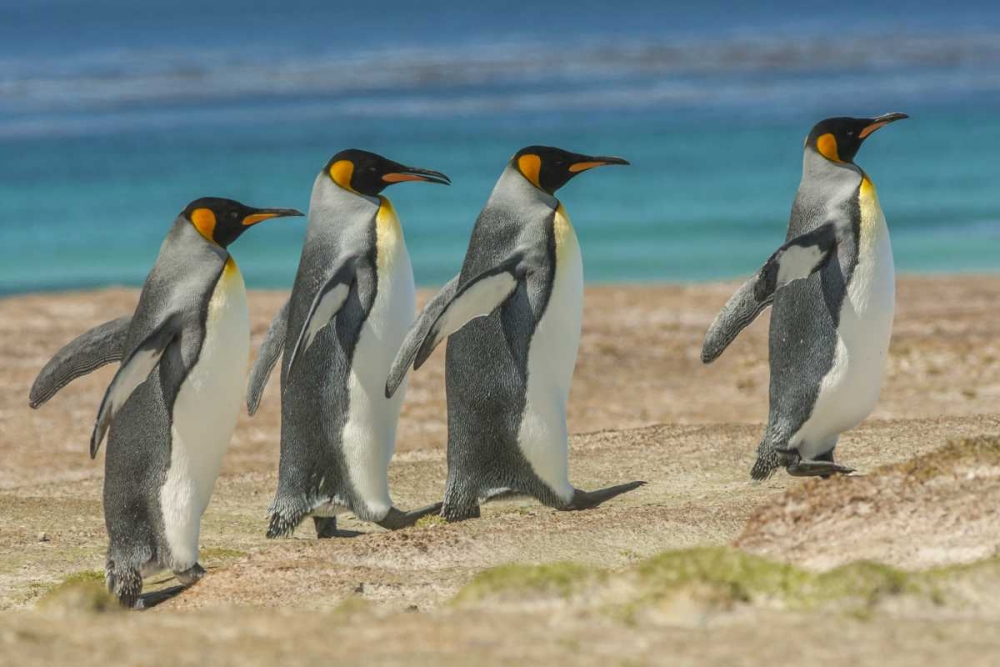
[3,67,1000,139]
[2,31,1000,115]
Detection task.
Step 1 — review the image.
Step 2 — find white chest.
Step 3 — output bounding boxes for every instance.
[339,199,416,519]
[161,259,249,568]
[516,205,584,501]
[793,180,895,456]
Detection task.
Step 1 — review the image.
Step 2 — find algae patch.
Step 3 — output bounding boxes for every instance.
[453,547,969,619]
[37,570,118,614]
[455,561,596,603]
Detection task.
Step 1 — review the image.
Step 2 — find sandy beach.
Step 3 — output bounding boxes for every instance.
[1,276,998,665]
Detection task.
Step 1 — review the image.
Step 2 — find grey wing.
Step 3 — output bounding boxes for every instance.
[284,258,359,378]
[384,275,460,399]
[385,253,526,399]
[247,300,289,416]
[702,222,839,364]
[90,316,180,458]
[29,316,132,408]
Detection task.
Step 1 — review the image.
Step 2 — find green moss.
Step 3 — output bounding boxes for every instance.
[811,561,913,605]
[58,570,105,586]
[200,547,247,562]
[37,570,118,613]
[634,547,810,604]
[454,561,596,603]
[415,515,446,528]
[452,547,967,619]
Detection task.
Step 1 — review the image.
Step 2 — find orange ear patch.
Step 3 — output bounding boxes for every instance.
[517,154,542,188]
[816,133,841,162]
[190,208,217,242]
[329,159,356,191]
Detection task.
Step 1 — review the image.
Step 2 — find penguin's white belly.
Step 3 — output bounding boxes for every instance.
[517,205,582,502]
[793,181,895,459]
[340,201,415,520]
[161,260,249,569]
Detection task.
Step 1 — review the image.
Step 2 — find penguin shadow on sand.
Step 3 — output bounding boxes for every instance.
[134,565,223,609]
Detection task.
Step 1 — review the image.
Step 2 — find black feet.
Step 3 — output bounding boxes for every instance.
[376,503,444,530]
[314,516,338,539]
[174,563,206,586]
[564,481,646,511]
[441,503,481,523]
[786,459,855,477]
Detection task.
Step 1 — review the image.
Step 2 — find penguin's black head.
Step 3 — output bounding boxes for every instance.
[512,146,630,195]
[182,198,303,248]
[325,149,450,197]
[806,112,908,164]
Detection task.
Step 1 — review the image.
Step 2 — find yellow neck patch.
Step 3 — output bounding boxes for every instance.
[517,154,542,189]
[329,159,356,192]
[376,196,402,271]
[190,208,217,243]
[816,133,841,162]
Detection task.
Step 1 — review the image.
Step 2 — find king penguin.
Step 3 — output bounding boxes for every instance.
[386,146,644,522]
[701,113,908,480]
[247,149,450,538]
[29,198,302,607]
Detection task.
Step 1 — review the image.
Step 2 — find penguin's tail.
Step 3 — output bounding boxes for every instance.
[106,556,143,609]
[750,440,784,482]
[266,495,313,539]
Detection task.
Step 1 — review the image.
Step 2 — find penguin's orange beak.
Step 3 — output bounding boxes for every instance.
[241,208,304,226]
[568,155,630,173]
[859,112,909,139]
[381,166,451,186]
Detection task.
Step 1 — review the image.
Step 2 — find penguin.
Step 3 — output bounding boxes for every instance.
[701,113,908,480]
[247,149,449,539]
[385,146,644,522]
[29,198,302,607]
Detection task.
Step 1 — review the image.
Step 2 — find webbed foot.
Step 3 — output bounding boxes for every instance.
[376,503,444,530]
[174,563,206,586]
[564,481,646,511]
[787,460,855,477]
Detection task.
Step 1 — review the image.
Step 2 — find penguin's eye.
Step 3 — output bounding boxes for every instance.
[230,211,238,219]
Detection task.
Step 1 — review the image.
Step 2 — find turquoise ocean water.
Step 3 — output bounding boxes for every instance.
[1,0,998,293]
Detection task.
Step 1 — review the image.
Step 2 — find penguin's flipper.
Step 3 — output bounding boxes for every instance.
[385,275,460,399]
[701,222,839,363]
[90,317,180,458]
[247,299,289,415]
[285,260,358,377]
[385,255,525,398]
[29,316,132,409]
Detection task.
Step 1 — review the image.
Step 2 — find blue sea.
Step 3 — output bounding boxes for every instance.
[1,0,998,293]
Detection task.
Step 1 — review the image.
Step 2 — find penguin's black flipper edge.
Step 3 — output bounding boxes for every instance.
[385,275,460,399]
[285,259,358,379]
[411,255,525,368]
[90,317,180,459]
[247,299,289,415]
[701,222,839,364]
[385,253,526,399]
[29,316,132,409]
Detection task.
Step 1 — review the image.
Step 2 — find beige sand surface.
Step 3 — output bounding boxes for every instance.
[0,276,998,665]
